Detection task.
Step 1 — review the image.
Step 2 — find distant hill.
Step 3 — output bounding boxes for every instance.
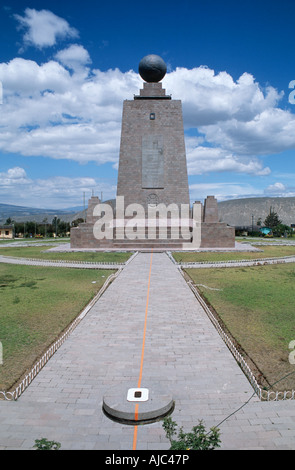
[218,197,295,227]
[1,197,295,228]
[0,203,83,224]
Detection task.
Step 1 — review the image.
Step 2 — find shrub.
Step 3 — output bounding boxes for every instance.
[162,416,221,450]
[33,438,61,450]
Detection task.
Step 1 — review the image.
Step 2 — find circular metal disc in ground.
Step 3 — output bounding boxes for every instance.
[103,384,174,425]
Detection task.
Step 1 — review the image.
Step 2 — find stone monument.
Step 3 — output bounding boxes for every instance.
[116,54,190,213]
[70,55,235,250]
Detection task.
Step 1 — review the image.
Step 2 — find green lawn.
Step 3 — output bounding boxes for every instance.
[0,245,132,263]
[0,263,116,391]
[173,244,295,263]
[185,263,295,392]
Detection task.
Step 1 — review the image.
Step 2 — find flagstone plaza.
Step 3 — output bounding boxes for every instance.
[0,251,295,450]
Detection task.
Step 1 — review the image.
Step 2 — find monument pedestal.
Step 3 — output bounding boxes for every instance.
[194,196,235,248]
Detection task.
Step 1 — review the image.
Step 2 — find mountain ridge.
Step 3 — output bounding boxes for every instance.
[1,197,295,227]
[218,196,295,227]
[0,203,84,224]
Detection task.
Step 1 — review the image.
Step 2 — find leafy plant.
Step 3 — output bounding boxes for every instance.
[162,416,221,450]
[33,438,61,450]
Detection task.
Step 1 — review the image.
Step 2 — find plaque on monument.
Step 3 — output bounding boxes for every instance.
[142,135,164,189]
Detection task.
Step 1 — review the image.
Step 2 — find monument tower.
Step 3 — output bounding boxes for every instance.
[116,54,190,213]
[70,55,235,250]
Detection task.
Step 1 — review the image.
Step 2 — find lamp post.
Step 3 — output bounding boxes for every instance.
[55,215,57,238]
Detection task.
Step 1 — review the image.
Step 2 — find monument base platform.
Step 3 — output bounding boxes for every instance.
[70,195,235,251]
[70,218,235,251]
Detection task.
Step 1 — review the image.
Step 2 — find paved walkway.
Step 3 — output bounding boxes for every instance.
[0,252,295,450]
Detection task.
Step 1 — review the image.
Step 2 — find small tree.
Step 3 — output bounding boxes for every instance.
[264,207,281,229]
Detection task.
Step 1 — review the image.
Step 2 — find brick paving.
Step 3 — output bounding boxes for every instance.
[0,252,295,450]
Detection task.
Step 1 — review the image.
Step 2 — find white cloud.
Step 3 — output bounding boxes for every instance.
[0,167,31,186]
[189,182,263,202]
[163,67,282,127]
[263,182,295,197]
[0,167,116,208]
[1,45,295,188]
[0,57,71,96]
[0,57,141,163]
[55,44,91,71]
[200,108,295,157]
[186,140,271,176]
[14,8,79,49]
[2,120,121,164]
[266,182,286,193]
[163,66,290,177]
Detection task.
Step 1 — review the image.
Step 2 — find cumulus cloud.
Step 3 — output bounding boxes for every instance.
[200,108,295,157]
[0,167,116,208]
[263,182,295,198]
[163,67,290,178]
[189,182,263,202]
[266,182,286,193]
[163,67,282,127]
[0,167,31,186]
[186,140,271,176]
[0,58,141,163]
[55,44,91,71]
[1,40,295,192]
[263,182,295,197]
[14,8,79,49]
[0,55,288,172]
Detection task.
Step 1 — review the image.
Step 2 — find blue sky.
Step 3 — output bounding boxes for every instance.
[1,0,295,209]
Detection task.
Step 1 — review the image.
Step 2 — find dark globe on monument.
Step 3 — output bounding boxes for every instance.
[138,54,167,82]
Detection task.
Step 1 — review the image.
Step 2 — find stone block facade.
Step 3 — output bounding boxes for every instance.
[116,82,190,213]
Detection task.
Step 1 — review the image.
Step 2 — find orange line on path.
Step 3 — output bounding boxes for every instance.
[132,404,139,450]
[132,250,153,451]
[137,249,153,389]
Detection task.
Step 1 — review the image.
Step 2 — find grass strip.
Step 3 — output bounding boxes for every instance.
[0,263,115,390]
[0,245,132,263]
[185,263,295,392]
[173,245,295,263]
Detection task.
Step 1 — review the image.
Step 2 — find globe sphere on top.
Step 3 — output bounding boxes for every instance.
[138,54,167,83]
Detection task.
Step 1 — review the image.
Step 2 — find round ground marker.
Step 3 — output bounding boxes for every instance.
[102,384,174,425]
